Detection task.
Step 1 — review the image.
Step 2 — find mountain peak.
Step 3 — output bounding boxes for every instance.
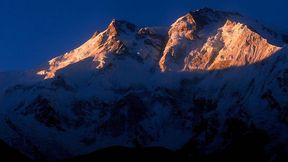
[91,31,100,39]
[191,7,241,16]
[168,12,196,41]
[107,19,137,35]
[187,8,242,29]
[167,8,242,38]
[159,9,282,72]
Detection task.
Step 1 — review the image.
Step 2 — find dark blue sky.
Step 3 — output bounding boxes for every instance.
[0,0,286,71]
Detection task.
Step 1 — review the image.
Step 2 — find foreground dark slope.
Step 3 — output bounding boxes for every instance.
[0,139,33,162]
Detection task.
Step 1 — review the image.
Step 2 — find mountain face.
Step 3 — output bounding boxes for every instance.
[160,9,282,71]
[0,8,288,161]
[37,19,166,79]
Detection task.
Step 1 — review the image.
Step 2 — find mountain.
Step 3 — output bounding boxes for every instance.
[0,8,288,161]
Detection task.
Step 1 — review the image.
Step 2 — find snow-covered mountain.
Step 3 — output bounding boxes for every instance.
[1,8,288,161]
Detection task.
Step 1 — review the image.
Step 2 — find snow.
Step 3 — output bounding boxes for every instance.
[0,8,288,161]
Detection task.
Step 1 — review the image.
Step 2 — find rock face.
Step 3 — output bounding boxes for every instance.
[37,20,167,79]
[159,8,281,71]
[184,20,280,70]
[0,8,288,162]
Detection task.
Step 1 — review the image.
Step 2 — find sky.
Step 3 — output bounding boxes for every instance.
[0,0,287,71]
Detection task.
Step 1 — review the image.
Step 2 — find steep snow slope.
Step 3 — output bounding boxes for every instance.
[0,8,287,161]
[38,20,167,79]
[160,8,282,71]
